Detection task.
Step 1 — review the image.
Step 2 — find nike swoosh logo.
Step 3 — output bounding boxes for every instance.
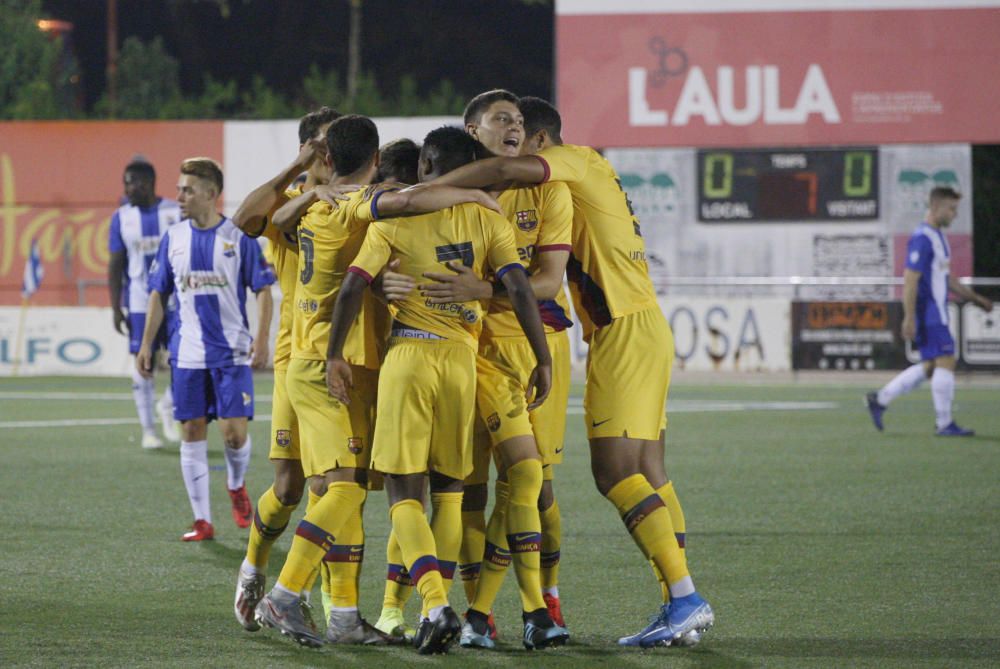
[349,546,364,553]
[510,532,538,543]
[554,447,564,454]
[592,418,612,428]
[193,474,207,482]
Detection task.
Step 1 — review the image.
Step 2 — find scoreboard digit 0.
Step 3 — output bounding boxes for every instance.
[697,147,879,222]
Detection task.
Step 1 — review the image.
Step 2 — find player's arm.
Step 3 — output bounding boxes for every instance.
[947,275,994,312]
[501,266,552,410]
[136,290,165,379]
[325,272,368,404]
[271,184,358,232]
[901,269,920,341]
[231,138,324,237]
[108,250,128,334]
[428,155,547,190]
[374,185,502,218]
[251,286,273,369]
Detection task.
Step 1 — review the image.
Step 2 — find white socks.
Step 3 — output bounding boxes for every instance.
[180,440,211,523]
[131,367,156,433]
[877,363,926,407]
[931,367,955,429]
[668,575,696,599]
[224,435,252,491]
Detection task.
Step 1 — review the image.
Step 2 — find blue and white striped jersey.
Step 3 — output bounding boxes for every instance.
[108,198,182,313]
[905,222,951,328]
[148,217,276,369]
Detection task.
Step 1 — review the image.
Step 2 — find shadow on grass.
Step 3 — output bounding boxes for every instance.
[713,637,1000,661]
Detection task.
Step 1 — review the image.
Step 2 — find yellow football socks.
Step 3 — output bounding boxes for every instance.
[505,459,545,613]
[382,528,413,610]
[390,499,448,611]
[470,480,511,615]
[245,485,297,569]
[539,498,562,591]
[459,508,486,604]
[323,502,365,608]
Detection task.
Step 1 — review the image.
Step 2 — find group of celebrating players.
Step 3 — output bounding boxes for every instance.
[115,89,714,655]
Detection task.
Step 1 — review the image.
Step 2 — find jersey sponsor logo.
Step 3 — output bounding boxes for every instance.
[179,272,229,291]
[515,209,538,232]
[297,298,319,313]
[275,429,291,447]
[518,244,536,262]
[424,298,479,324]
[347,437,363,454]
[435,241,474,268]
[486,412,501,432]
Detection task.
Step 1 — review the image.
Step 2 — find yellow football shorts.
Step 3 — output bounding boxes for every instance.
[584,307,672,441]
[286,358,378,479]
[268,367,300,461]
[371,338,476,481]
[476,330,571,465]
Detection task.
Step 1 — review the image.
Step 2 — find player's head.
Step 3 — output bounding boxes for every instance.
[177,157,223,220]
[377,138,421,185]
[298,106,341,182]
[928,185,961,228]
[325,114,380,179]
[518,96,563,154]
[123,159,156,208]
[463,89,523,157]
[419,126,487,182]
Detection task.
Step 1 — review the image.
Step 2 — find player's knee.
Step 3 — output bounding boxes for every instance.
[429,470,462,493]
[273,466,304,506]
[537,479,555,511]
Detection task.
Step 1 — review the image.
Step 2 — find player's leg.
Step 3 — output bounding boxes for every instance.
[639,431,687,605]
[212,366,255,529]
[173,367,213,540]
[236,369,304,631]
[458,428,490,606]
[586,309,712,647]
[156,350,180,443]
[129,312,161,449]
[867,361,930,431]
[255,360,370,648]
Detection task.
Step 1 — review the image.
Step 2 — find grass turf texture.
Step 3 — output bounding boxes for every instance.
[1,375,998,668]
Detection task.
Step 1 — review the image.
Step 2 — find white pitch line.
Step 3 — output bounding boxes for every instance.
[0,391,272,403]
[0,415,273,429]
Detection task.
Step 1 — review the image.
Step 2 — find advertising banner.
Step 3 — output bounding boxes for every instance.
[556,1,1000,148]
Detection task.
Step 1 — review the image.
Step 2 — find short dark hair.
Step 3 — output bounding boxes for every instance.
[378,138,421,185]
[326,115,379,176]
[421,126,486,177]
[463,89,519,126]
[930,186,961,204]
[519,96,562,143]
[298,106,341,145]
[125,160,155,182]
[180,157,223,193]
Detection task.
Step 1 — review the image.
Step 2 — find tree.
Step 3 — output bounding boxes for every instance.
[96,36,181,118]
[0,0,67,119]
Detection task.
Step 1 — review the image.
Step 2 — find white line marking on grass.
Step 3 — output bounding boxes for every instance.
[0,415,273,429]
[0,391,273,403]
[565,398,836,414]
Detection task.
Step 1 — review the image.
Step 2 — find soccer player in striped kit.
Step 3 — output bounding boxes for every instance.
[108,159,181,450]
[138,158,275,541]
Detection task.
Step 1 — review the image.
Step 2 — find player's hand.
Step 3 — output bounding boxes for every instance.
[901,315,916,341]
[525,362,552,411]
[314,184,359,208]
[326,357,353,405]
[135,346,154,379]
[380,259,415,302]
[113,308,128,335]
[974,294,994,312]
[474,189,503,215]
[420,261,493,304]
[296,136,326,169]
[250,339,269,369]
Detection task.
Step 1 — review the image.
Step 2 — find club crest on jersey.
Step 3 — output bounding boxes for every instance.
[486,412,501,432]
[222,242,236,258]
[347,437,363,454]
[515,209,538,232]
[275,429,291,447]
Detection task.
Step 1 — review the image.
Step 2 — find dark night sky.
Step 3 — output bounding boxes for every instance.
[40,0,555,112]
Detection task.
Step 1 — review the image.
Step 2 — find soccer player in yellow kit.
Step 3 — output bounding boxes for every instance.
[326,126,556,654]
[430,97,715,648]
[253,116,501,648]
[230,106,339,632]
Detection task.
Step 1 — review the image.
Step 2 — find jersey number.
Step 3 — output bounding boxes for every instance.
[299,228,315,284]
[614,177,642,237]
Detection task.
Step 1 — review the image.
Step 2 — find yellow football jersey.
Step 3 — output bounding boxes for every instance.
[483,182,574,339]
[349,202,521,351]
[290,185,388,368]
[261,187,302,370]
[535,143,658,340]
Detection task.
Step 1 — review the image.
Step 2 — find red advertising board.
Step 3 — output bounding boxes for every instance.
[0,122,223,306]
[556,1,1000,147]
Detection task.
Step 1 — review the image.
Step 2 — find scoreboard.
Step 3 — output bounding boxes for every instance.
[697,147,879,222]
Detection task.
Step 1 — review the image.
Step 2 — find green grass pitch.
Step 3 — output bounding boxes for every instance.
[1,374,998,668]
